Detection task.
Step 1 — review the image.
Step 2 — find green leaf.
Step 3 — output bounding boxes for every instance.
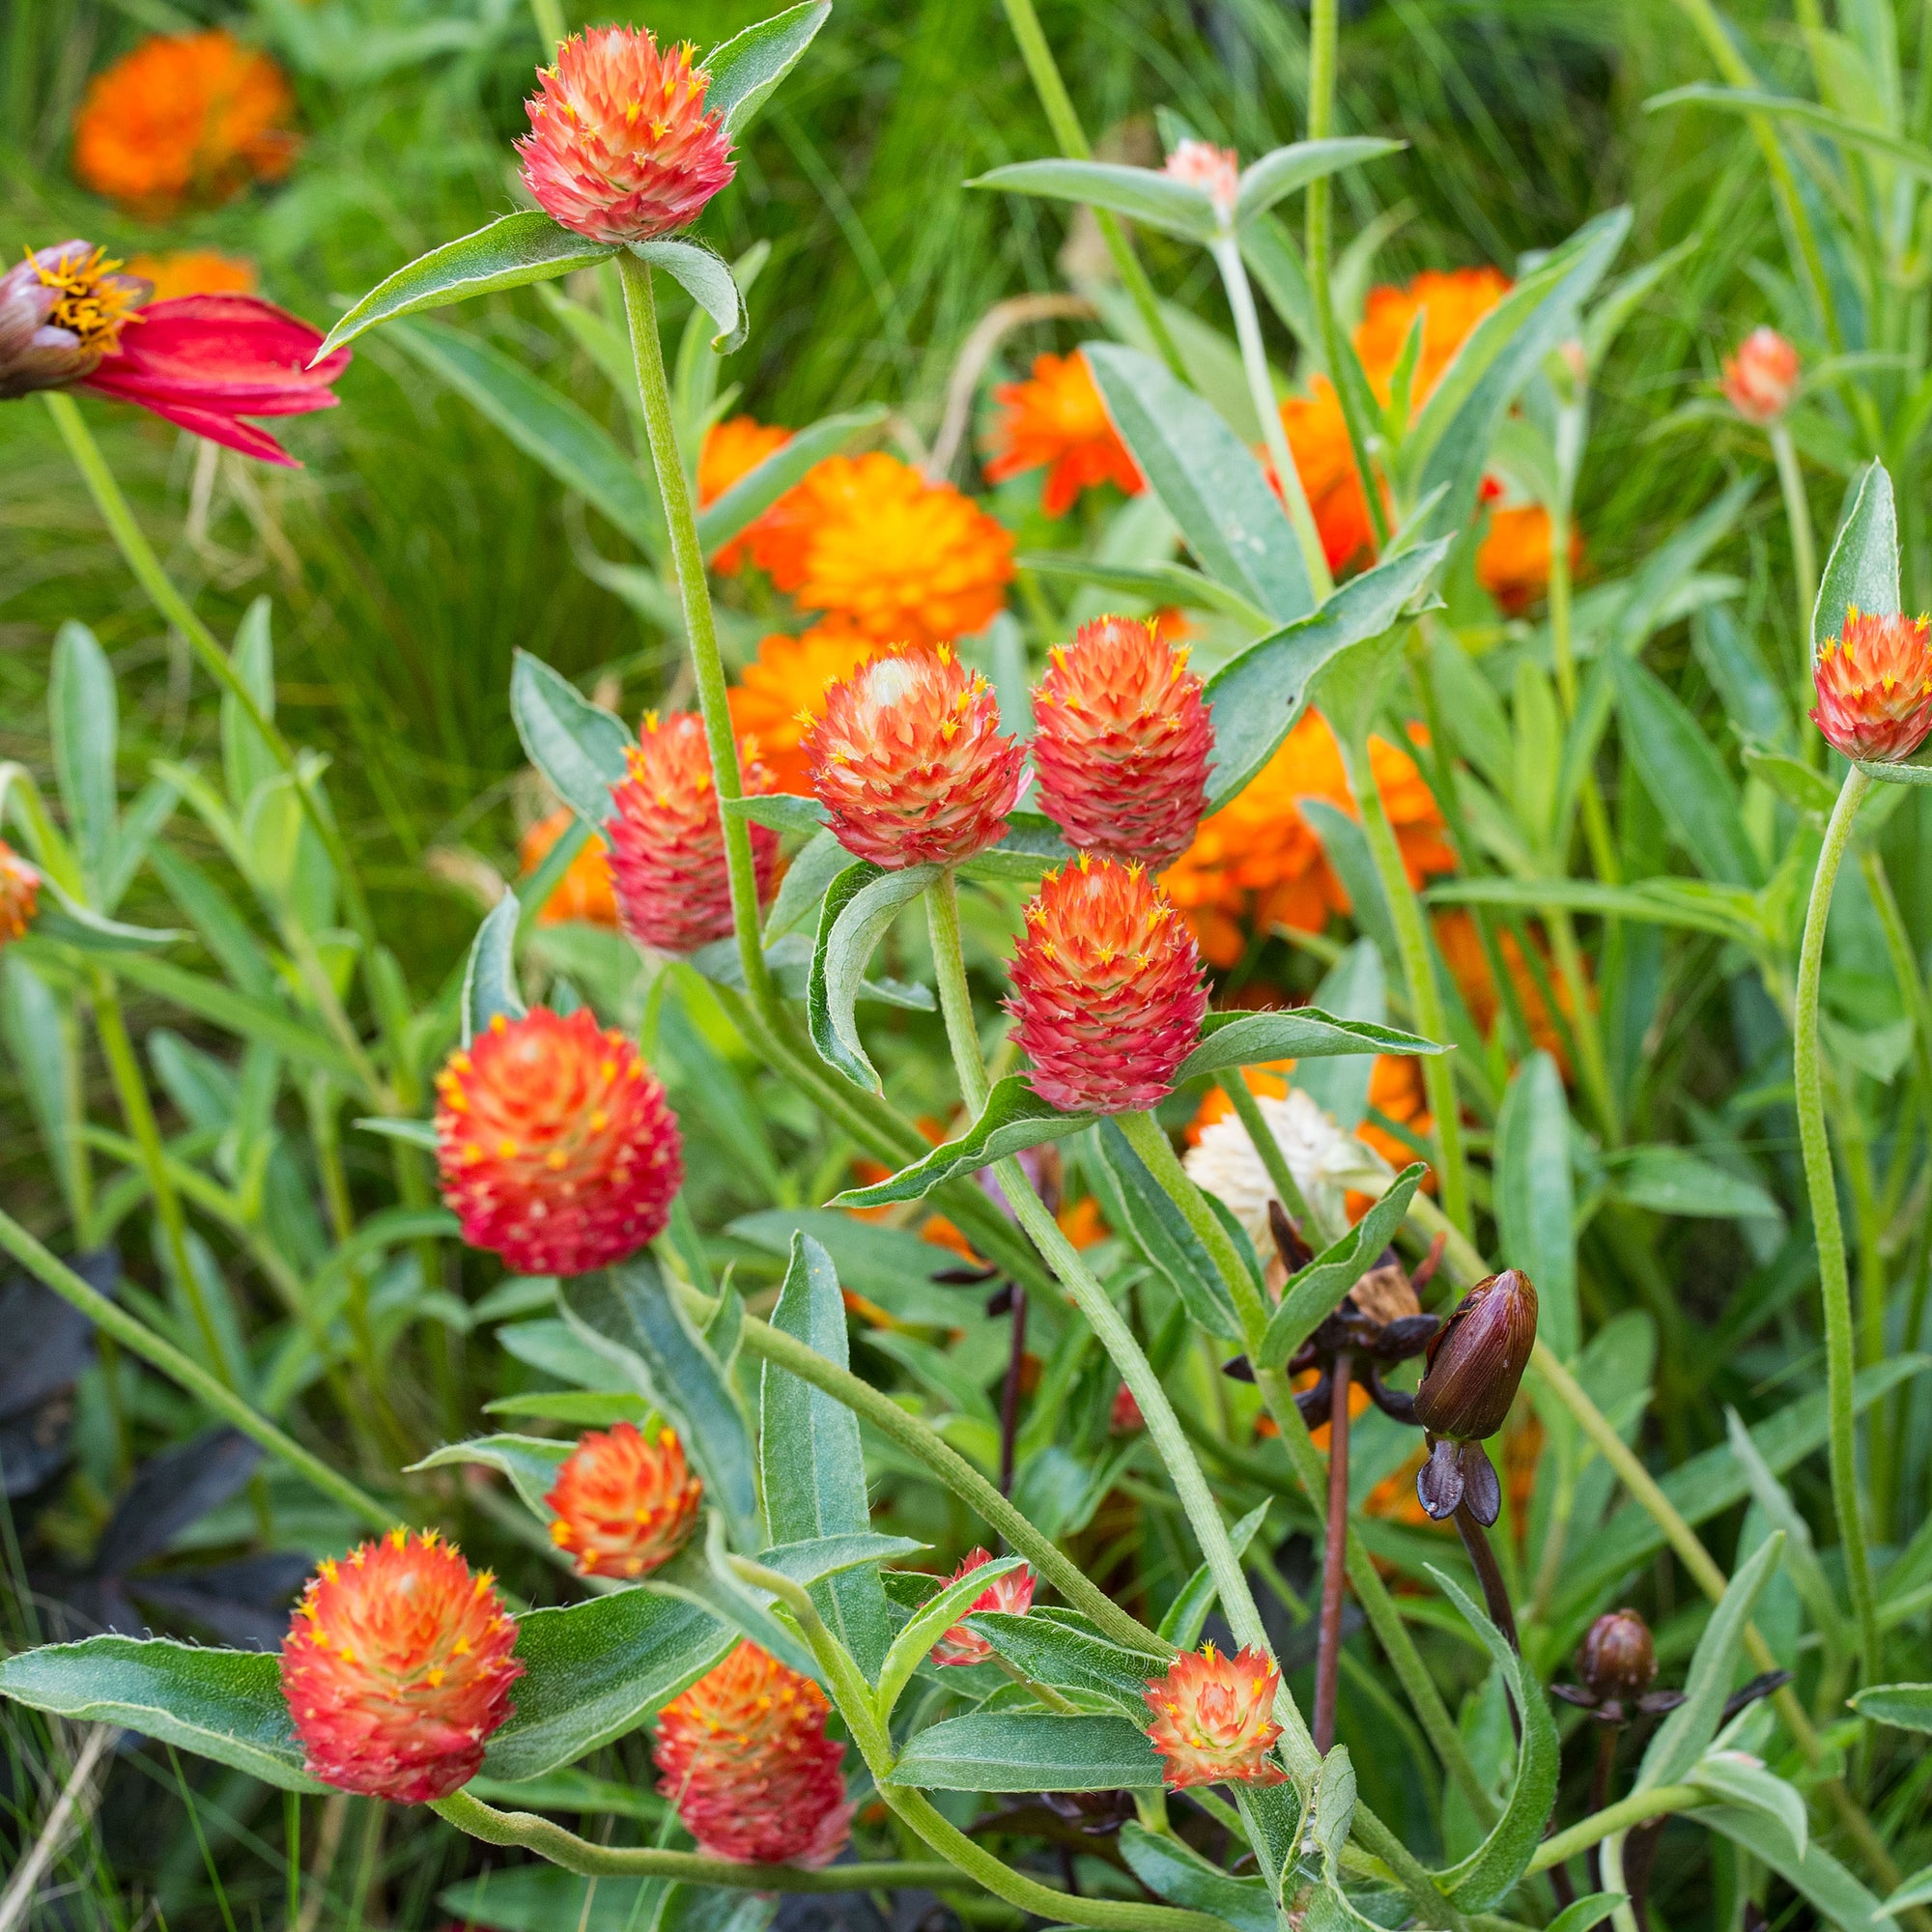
[1425,1567,1560,1910]
[875,1557,1030,1719]
[970,159,1218,242]
[890,1711,1163,1791]
[1313,1743,1357,1873]
[1850,1683,1932,1733]
[462,894,526,1046]
[647,1515,822,1685]
[1119,1822,1277,1932]
[1092,1118,1241,1338]
[959,811,1076,881]
[1723,1407,1846,1655]
[1257,1166,1426,1369]
[1816,459,1900,641]
[561,1261,759,1545]
[765,827,849,940]
[1,958,84,1225]
[408,1435,570,1520]
[720,792,827,835]
[704,0,830,136]
[632,240,744,352]
[758,1531,925,1585]
[1493,1052,1577,1360]
[1879,1870,1932,1918]
[1698,1805,1889,1932]
[1605,1147,1780,1222]
[1235,137,1402,224]
[1085,344,1316,625]
[49,621,118,900]
[1158,1503,1269,1648]
[101,953,360,1079]
[510,651,633,828]
[832,1076,1089,1208]
[32,878,182,954]
[1545,1898,1628,1932]
[390,321,662,552]
[1016,554,1273,628]
[315,213,613,357]
[355,1116,440,1152]
[807,861,938,1091]
[1174,1007,1446,1085]
[486,1390,652,1428]
[1646,82,1932,182]
[1427,873,1763,944]
[1203,541,1452,811]
[1690,1750,1807,1859]
[1741,740,1839,821]
[696,407,887,554]
[0,1638,323,1791]
[968,1611,1165,1719]
[761,1234,892,1678]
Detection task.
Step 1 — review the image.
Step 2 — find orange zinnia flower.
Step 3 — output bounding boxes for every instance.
[1161,710,1454,968]
[725,620,876,794]
[123,249,257,300]
[518,808,618,928]
[984,351,1143,516]
[1476,502,1580,616]
[72,31,298,217]
[1435,909,1581,1079]
[701,414,792,573]
[1279,378,1377,574]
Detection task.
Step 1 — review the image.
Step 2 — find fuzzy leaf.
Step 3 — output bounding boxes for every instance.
[462,894,526,1046]
[832,1076,1090,1208]
[1493,1051,1577,1359]
[1119,1822,1277,1932]
[969,1611,1166,1719]
[1175,1007,1445,1084]
[875,1557,1028,1719]
[1092,1118,1241,1338]
[510,651,633,828]
[408,1434,570,1520]
[807,861,938,1091]
[1235,137,1402,224]
[970,159,1218,241]
[1816,460,1900,643]
[890,1712,1163,1790]
[1851,1683,1932,1734]
[632,240,744,352]
[704,1,831,135]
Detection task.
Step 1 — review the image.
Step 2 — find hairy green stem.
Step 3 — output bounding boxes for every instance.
[1527,1784,1706,1875]
[1770,421,1820,733]
[927,872,990,1116]
[1794,765,1880,1671]
[526,0,564,53]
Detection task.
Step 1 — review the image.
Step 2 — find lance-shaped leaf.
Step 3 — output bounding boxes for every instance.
[970,159,1218,242]
[1204,539,1452,810]
[1690,1750,1807,1859]
[1120,1823,1277,1932]
[1174,1007,1446,1085]
[409,1434,570,1521]
[1091,1118,1241,1338]
[1085,344,1315,625]
[1256,1164,1425,1368]
[758,1532,926,1584]
[969,1611,1168,1719]
[808,861,939,1091]
[832,1076,1090,1208]
[1159,1503,1270,1649]
[1492,1051,1577,1360]
[645,1515,821,1684]
[1852,1683,1932,1734]
[1698,1806,1889,1932]
[1815,459,1900,643]
[890,1711,1164,1791]
[720,792,827,835]
[511,650,633,828]
[462,894,526,1046]
[1234,137,1403,225]
[696,407,888,554]
[315,213,614,359]
[1019,554,1273,628]
[959,811,1076,882]
[632,240,744,352]
[875,1556,1029,1719]
[704,0,830,136]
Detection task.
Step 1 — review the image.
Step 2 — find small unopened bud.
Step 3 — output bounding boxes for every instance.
[1721,327,1800,425]
[1578,1608,1656,1706]
[1413,1269,1538,1440]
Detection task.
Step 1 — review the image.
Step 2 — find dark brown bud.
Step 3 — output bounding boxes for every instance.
[1412,1268,1538,1440]
[1578,1608,1656,1706]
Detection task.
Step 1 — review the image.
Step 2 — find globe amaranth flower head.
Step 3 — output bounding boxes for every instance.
[280,1528,522,1803]
[803,643,1027,867]
[434,1007,683,1276]
[1,242,348,465]
[1007,856,1208,1115]
[1164,138,1239,216]
[1030,614,1212,868]
[0,843,42,947]
[517,26,734,245]
[1722,327,1800,426]
[929,1548,1037,1666]
[1811,609,1932,763]
[605,709,780,955]
[545,1421,702,1578]
[653,1641,853,1865]
[1143,1643,1286,1789]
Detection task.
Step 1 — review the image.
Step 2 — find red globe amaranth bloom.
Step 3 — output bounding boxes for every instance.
[546,1421,703,1578]
[1722,327,1800,426]
[654,1641,853,1864]
[0,843,42,946]
[803,644,1027,867]
[280,1529,522,1804]
[1110,1382,1146,1434]
[929,1548,1037,1666]
[1031,615,1211,867]
[605,710,779,954]
[1164,139,1238,215]
[1007,857,1208,1115]
[1143,1643,1286,1790]
[1811,609,1932,762]
[434,1008,683,1275]
[517,27,734,245]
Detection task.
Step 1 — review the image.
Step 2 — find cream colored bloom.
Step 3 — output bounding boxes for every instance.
[1183,1086,1390,1248]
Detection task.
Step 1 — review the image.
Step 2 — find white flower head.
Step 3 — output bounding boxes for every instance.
[1182,1086,1391,1250]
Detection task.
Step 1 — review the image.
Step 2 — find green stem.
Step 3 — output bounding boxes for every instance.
[1336,732,1469,1230]
[1527,1784,1707,1875]
[1210,234,1333,600]
[1216,1068,1319,1234]
[0,1207,392,1529]
[526,0,564,53]
[994,0,1188,383]
[1770,422,1820,729]
[927,871,989,1116]
[1117,1111,1265,1336]
[1794,765,1881,1672]
[1548,505,1578,714]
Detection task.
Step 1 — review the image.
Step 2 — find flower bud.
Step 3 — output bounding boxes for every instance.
[1164,139,1238,217]
[1811,609,1932,764]
[1721,327,1800,426]
[1577,1608,1657,1707]
[0,842,41,946]
[1412,1268,1538,1441]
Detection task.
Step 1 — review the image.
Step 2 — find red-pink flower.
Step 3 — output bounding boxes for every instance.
[0,842,41,948]
[516,27,734,245]
[1143,1643,1286,1790]
[929,1548,1037,1666]
[546,1421,703,1578]
[280,1529,522,1804]
[1721,327,1800,426]
[1811,609,1932,762]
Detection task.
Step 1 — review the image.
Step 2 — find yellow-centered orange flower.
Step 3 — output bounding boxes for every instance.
[725,620,876,794]
[701,414,793,572]
[1476,502,1579,617]
[984,351,1143,515]
[1143,1643,1286,1789]
[546,1422,702,1578]
[1812,609,1932,762]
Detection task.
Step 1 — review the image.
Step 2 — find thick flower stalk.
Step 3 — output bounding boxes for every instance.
[0,844,42,946]
[1810,610,1932,763]
[803,644,1026,867]
[1030,615,1212,867]
[1143,1643,1286,1789]
[984,351,1143,515]
[434,1008,683,1275]
[653,1641,853,1864]
[1007,857,1208,1114]
[605,709,780,953]
[929,1548,1037,1665]
[280,1529,522,1803]
[545,1422,703,1578]
[517,26,734,244]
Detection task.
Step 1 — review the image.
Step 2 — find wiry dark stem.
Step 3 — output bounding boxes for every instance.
[1453,1500,1520,1744]
[1313,1351,1352,1754]
[1586,1723,1619,1893]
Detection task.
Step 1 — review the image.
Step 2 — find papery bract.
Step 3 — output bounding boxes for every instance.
[1143,1643,1286,1789]
[546,1421,702,1578]
[726,621,876,794]
[929,1548,1037,1665]
[1810,609,1932,763]
[1722,327,1800,426]
[1163,139,1238,214]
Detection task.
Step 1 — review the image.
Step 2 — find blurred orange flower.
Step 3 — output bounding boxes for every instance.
[1476,503,1581,616]
[1278,379,1375,574]
[1161,710,1454,968]
[73,30,298,217]
[1435,909,1581,1079]
[725,621,876,795]
[1354,267,1512,402]
[700,415,792,573]
[122,248,257,300]
[519,808,618,927]
[984,350,1143,516]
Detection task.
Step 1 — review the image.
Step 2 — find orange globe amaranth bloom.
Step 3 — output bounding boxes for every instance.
[0,843,42,947]
[435,1008,683,1276]
[984,351,1144,516]
[726,621,877,794]
[73,31,297,217]
[1811,609,1932,762]
[517,26,734,245]
[1031,615,1213,867]
[1722,327,1800,425]
[1008,857,1208,1115]
[1161,710,1454,968]
[123,249,257,300]
[929,1548,1037,1666]
[653,1641,853,1865]
[519,808,618,928]
[804,643,1026,867]
[701,415,793,572]
[1143,1643,1286,1790]
[757,453,1014,648]
[280,1529,522,1804]
[546,1421,702,1578]
[605,710,780,954]
[1476,502,1581,616]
